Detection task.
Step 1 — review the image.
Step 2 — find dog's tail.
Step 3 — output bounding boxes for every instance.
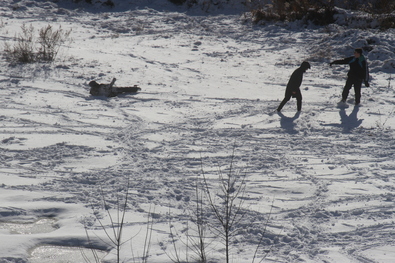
[117,85,141,93]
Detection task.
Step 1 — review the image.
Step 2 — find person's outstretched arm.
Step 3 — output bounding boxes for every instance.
[330,56,353,66]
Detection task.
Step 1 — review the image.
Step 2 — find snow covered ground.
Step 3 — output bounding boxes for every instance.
[1,0,395,262]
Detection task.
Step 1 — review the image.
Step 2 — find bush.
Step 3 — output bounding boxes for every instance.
[72,0,92,4]
[4,24,71,63]
[168,0,187,5]
[341,0,395,14]
[248,0,336,25]
[379,16,395,30]
[305,6,336,26]
[4,24,35,63]
[72,0,115,7]
[38,25,72,62]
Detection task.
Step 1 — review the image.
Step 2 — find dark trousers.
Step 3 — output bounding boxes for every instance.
[342,77,362,104]
[278,91,302,111]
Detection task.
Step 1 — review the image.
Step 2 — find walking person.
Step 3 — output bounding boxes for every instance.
[277,61,311,112]
[330,48,369,106]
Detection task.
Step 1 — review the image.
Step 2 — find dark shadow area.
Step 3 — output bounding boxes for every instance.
[322,106,363,133]
[339,106,363,133]
[277,111,300,134]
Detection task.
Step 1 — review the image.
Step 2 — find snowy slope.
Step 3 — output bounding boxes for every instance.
[1,0,395,262]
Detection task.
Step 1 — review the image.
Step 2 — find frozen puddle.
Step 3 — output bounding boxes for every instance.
[0,218,58,234]
[29,246,107,263]
[0,218,107,262]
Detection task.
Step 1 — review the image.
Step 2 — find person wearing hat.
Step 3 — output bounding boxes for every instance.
[277,61,311,112]
[330,48,369,105]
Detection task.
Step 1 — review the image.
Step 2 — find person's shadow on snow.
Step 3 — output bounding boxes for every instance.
[339,106,363,133]
[277,111,300,134]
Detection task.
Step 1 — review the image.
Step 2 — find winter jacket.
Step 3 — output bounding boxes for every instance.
[331,56,369,82]
[286,67,305,95]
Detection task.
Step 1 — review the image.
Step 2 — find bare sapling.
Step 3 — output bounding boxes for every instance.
[84,178,131,263]
[191,176,208,263]
[164,216,185,263]
[38,24,72,61]
[252,198,277,263]
[141,206,154,263]
[201,148,247,263]
[164,177,210,263]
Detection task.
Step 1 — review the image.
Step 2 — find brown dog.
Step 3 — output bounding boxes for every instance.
[89,78,141,97]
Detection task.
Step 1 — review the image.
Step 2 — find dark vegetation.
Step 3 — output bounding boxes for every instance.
[71,0,395,28]
[246,0,395,27]
[73,0,115,8]
[4,24,72,63]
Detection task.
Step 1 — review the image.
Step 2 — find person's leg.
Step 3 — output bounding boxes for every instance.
[341,78,353,102]
[277,94,292,111]
[296,91,302,111]
[354,79,363,105]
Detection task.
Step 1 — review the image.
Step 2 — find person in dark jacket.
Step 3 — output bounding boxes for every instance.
[277,61,311,112]
[330,48,369,105]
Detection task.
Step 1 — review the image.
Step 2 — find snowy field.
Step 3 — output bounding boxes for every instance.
[1,0,395,262]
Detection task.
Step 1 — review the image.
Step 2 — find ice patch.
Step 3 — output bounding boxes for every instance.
[29,246,107,263]
[0,218,58,235]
